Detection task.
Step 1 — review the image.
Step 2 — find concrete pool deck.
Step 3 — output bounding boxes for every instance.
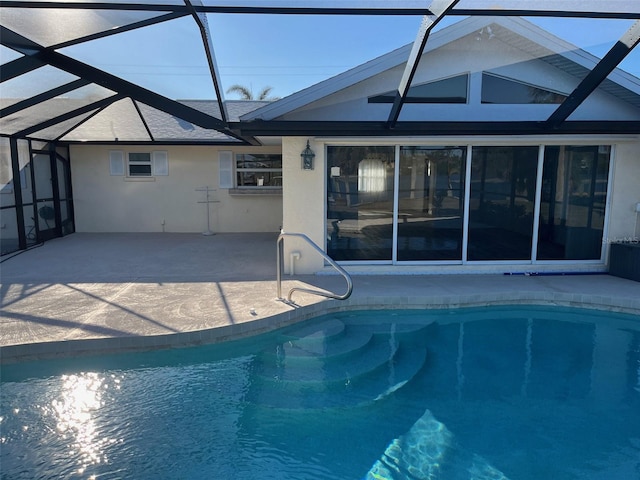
[1,232,640,363]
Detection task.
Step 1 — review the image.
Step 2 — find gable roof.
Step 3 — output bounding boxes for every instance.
[241,16,640,124]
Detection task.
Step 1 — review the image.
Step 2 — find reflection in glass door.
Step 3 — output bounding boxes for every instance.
[467,146,539,261]
[537,146,609,260]
[398,146,466,261]
[327,146,395,261]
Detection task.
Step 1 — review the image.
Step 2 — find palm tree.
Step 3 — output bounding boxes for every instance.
[226,84,279,101]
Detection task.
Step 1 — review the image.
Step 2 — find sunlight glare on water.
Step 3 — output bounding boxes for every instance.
[49,373,115,474]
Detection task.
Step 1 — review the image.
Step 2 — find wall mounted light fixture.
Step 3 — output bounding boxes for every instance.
[301,140,315,170]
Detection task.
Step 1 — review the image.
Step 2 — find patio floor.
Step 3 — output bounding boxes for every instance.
[1,232,639,363]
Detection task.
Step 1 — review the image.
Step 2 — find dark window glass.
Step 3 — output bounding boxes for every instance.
[368,74,468,104]
[236,154,282,170]
[129,153,150,163]
[128,152,152,177]
[236,171,282,187]
[33,153,53,199]
[398,146,466,260]
[327,146,395,261]
[57,158,68,199]
[129,164,152,176]
[235,154,282,187]
[468,146,539,261]
[481,73,567,104]
[537,146,609,260]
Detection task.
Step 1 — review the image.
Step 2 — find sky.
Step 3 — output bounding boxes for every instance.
[5,12,639,102]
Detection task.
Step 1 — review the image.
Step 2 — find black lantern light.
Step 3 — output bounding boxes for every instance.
[301,140,315,170]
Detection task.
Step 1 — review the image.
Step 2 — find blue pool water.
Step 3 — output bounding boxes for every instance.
[1,305,640,479]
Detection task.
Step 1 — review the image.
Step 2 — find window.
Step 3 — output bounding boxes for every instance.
[235,154,282,187]
[368,74,469,104]
[128,152,152,176]
[124,151,168,177]
[481,73,567,104]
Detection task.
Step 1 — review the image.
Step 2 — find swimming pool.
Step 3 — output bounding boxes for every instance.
[1,305,639,479]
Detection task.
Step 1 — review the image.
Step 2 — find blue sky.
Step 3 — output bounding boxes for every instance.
[58,14,639,102]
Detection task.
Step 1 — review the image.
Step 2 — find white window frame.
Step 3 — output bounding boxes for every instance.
[128,152,152,177]
[124,151,169,177]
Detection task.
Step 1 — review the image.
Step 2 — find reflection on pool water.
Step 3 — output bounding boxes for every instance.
[1,305,640,479]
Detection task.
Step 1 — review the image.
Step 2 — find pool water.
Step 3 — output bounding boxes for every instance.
[1,305,640,479]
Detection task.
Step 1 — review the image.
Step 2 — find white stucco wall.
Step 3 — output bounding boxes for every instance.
[281,137,327,273]
[606,140,640,254]
[70,145,283,233]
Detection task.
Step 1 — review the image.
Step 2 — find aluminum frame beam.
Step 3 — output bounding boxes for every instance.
[3,1,639,18]
[11,93,124,137]
[231,119,640,137]
[0,79,91,118]
[451,9,640,20]
[547,20,640,128]
[387,0,461,128]
[0,2,433,15]
[0,56,43,82]
[49,11,189,50]
[185,0,228,124]
[0,26,248,141]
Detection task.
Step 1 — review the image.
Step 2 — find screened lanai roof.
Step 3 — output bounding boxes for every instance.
[1,1,639,144]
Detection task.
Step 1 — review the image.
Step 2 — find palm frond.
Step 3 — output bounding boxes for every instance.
[226,84,253,100]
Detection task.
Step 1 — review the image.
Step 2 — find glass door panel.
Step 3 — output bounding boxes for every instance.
[327,146,395,261]
[56,155,74,235]
[33,152,58,240]
[468,146,539,261]
[537,146,609,260]
[398,146,466,261]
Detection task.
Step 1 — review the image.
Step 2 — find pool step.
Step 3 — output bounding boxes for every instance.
[280,318,346,346]
[342,313,433,336]
[246,343,427,409]
[261,327,373,360]
[254,337,398,385]
[324,345,428,408]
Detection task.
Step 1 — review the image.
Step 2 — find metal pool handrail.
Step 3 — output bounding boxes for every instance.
[277,231,353,303]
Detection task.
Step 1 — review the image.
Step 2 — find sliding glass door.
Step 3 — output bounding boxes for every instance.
[326,144,610,264]
[326,146,395,261]
[397,146,466,261]
[537,146,610,260]
[467,146,539,261]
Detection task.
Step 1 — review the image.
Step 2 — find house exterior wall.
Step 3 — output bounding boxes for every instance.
[281,137,327,273]
[281,136,640,274]
[70,144,283,233]
[607,141,640,251]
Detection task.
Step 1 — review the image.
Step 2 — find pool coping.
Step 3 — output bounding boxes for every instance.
[2,291,639,365]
